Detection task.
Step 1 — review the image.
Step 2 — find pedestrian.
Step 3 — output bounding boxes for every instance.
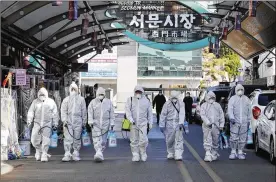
[60,82,87,162]
[183,92,193,123]
[153,91,166,125]
[88,87,115,162]
[125,86,153,162]
[27,87,59,162]
[159,90,185,160]
[200,91,225,162]
[228,84,251,160]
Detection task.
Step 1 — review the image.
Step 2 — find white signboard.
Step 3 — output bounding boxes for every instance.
[15,69,26,86]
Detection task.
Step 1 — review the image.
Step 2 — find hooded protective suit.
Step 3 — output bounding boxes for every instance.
[27,88,58,162]
[200,91,225,162]
[159,90,185,160]
[125,86,153,162]
[88,87,115,162]
[61,82,87,161]
[228,84,251,159]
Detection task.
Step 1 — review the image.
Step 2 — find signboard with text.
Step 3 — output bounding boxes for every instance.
[15,69,26,86]
[110,1,209,44]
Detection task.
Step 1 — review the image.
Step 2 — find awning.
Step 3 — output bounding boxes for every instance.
[1,1,129,67]
[205,1,276,60]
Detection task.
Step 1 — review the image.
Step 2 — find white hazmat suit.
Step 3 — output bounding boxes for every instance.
[27,88,59,162]
[61,82,87,161]
[88,87,115,162]
[159,90,185,160]
[125,86,153,162]
[200,91,225,162]
[228,84,251,160]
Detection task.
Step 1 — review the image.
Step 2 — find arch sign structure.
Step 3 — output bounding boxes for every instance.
[108,1,213,51]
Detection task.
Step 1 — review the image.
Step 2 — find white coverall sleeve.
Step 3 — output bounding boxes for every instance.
[218,104,225,128]
[81,98,87,125]
[125,97,135,123]
[159,102,168,128]
[87,101,94,125]
[179,101,185,124]
[27,101,35,124]
[110,100,115,126]
[228,97,235,120]
[200,103,211,125]
[60,97,69,123]
[147,100,153,125]
[51,100,59,126]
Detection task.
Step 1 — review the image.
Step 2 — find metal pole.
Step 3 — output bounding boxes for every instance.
[1,1,19,15]
[27,20,73,55]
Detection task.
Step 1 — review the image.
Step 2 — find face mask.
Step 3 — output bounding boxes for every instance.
[39,96,46,102]
[209,99,215,104]
[187,95,190,97]
[136,94,142,99]
[237,90,243,96]
[172,98,177,103]
[70,91,77,96]
[159,93,162,95]
[98,95,104,100]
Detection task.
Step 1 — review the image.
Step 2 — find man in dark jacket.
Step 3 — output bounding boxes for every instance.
[183,92,193,123]
[153,91,166,125]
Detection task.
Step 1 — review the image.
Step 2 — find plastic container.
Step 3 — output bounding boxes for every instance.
[247,128,253,144]
[50,130,58,148]
[183,121,189,134]
[19,140,31,156]
[82,129,91,147]
[108,131,117,148]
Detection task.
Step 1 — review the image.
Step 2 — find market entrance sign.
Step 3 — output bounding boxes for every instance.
[109,1,213,51]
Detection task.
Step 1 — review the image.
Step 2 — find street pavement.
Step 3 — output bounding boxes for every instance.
[1,114,275,182]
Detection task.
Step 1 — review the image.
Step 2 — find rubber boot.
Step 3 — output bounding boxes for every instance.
[72,151,81,161]
[204,151,212,162]
[229,149,237,160]
[167,153,174,160]
[94,151,104,162]
[238,150,246,160]
[35,150,41,161]
[141,153,147,162]
[132,154,140,162]
[41,153,49,162]
[62,152,72,162]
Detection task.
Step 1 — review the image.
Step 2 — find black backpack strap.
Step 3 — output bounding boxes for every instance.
[171,101,179,113]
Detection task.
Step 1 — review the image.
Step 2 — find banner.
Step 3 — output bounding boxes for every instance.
[15,69,26,86]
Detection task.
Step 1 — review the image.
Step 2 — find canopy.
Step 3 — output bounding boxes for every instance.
[1,1,129,67]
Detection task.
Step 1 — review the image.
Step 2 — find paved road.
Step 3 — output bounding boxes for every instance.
[1,115,275,182]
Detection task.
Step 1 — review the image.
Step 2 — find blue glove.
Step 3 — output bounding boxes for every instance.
[230,119,235,125]
[160,127,165,133]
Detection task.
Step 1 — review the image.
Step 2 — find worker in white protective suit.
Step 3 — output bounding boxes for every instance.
[228,84,251,160]
[27,87,59,162]
[125,86,153,162]
[61,82,87,162]
[200,91,225,162]
[159,90,185,160]
[88,87,115,162]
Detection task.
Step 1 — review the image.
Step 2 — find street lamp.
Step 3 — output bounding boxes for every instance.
[266,59,273,68]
